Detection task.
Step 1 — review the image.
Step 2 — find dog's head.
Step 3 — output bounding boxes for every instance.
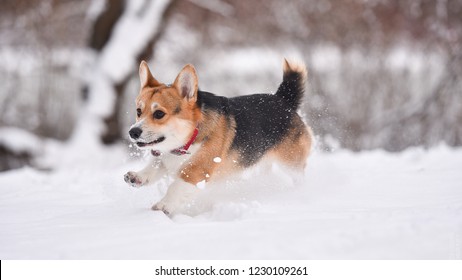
[128,61,200,151]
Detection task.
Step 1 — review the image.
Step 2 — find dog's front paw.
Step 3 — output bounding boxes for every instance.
[124,171,145,188]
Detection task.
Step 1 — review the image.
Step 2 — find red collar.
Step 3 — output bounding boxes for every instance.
[151,127,199,157]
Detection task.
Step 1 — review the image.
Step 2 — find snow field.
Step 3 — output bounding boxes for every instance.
[0,143,461,259]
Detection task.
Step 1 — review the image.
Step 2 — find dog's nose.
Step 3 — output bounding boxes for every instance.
[129,127,142,140]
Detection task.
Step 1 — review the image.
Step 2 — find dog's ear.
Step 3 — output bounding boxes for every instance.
[173,64,198,102]
[139,60,160,88]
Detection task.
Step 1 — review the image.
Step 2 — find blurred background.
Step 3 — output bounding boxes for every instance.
[1,0,461,171]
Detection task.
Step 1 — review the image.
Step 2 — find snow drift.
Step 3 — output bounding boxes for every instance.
[0,142,461,259]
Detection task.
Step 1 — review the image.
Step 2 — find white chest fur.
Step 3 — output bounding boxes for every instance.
[160,143,201,174]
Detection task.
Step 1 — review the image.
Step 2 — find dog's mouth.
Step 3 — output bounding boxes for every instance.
[136,136,166,147]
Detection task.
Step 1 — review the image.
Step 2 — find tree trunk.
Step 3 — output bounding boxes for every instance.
[83,0,176,144]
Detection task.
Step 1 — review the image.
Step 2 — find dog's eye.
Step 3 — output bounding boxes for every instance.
[136,108,142,117]
[153,110,166,119]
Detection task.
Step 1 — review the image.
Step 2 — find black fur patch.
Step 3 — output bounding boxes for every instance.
[197,91,229,114]
[275,70,305,111]
[195,63,306,167]
[229,94,294,166]
[197,90,296,167]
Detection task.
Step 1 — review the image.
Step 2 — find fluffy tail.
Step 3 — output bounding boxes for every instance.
[275,58,307,111]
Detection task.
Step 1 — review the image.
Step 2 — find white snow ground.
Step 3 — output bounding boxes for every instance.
[0,142,461,259]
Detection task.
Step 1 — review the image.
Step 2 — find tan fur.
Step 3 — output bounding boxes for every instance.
[139,61,161,88]
[180,112,236,185]
[269,116,312,170]
[134,64,239,185]
[134,87,199,147]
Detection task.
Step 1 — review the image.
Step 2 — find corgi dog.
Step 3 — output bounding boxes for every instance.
[124,59,312,215]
